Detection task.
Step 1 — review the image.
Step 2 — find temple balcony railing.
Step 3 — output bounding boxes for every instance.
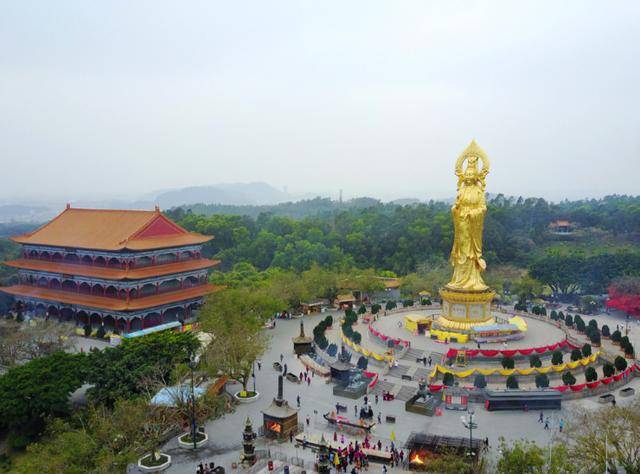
[20,244,204,269]
[16,275,210,301]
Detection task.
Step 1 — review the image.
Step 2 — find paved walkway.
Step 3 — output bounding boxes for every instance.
[158,307,639,474]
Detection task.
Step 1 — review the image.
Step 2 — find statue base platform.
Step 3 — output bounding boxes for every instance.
[439,286,495,325]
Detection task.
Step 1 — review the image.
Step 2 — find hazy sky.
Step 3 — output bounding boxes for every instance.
[1,1,639,203]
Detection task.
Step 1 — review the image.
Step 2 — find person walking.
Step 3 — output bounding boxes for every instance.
[559,419,564,433]
[280,353,284,363]
[306,415,310,427]
[354,404,358,417]
[544,417,549,430]
[377,412,382,424]
[297,395,301,408]
[428,356,432,366]
[538,411,544,423]
[257,360,262,370]
[307,377,311,387]
[375,394,379,404]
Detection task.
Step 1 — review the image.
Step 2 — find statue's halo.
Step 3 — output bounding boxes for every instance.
[455,140,490,173]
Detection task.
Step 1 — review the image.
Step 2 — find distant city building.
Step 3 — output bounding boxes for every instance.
[1,205,220,333]
[548,220,576,235]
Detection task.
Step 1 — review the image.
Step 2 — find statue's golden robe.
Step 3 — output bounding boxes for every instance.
[446,141,490,292]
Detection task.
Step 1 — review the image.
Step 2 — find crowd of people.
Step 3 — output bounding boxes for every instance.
[325,435,405,473]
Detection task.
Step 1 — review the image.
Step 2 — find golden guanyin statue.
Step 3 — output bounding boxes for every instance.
[446,140,490,292]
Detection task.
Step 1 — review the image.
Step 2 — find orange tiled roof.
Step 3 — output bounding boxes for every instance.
[4,258,220,281]
[11,207,212,251]
[1,284,221,311]
[549,220,572,227]
[376,277,402,289]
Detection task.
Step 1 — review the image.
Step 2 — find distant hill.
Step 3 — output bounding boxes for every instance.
[389,198,421,205]
[169,196,388,220]
[153,182,292,208]
[0,204,53,224]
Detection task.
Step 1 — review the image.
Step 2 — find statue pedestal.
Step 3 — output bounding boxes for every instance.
[433,287,496,333]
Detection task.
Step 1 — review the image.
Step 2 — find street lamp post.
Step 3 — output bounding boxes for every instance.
[462,409,478,459]
[625,314,630,337]
[252,360,257,393]
[189,354,198,450]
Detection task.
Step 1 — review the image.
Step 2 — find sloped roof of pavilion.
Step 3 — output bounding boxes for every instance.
[11,206,212,251]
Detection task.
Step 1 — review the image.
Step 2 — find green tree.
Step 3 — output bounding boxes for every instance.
[581,343,591,358]
[0,352,88,435]
[565,399,640,473]
[357,303,367,315]
[496,438,573,474]
[512,275,543,302]
[86,331,199,406]
[551,351,563,365]
[200,288,283,391]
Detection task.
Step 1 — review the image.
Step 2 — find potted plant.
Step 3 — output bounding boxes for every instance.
[585,367,598,383]
[614,356,627,372]
[137,406,177,472]
[561,371,576,386]
[234,389,261,403]
[443,372,454,387]
[570,349,583,362]
[624,343,635,359]
[324,315,333,328]
[611,330,622,344]
[529,354,542,368]
[589,331,601,347]
[582,343,592,358]
[501,356,515,370]
[602,363,615,378]
[138,452,172,472]
[473,373,487,389]
[178,428,209,450]
[535,374,549,388]
[601,325,610,338]
[506,375,519,389]
[551,350,564,366]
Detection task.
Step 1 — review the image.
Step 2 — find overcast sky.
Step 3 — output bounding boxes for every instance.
[1,1,639,203]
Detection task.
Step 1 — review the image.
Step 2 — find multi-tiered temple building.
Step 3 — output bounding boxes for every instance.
[1,206,220,333]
